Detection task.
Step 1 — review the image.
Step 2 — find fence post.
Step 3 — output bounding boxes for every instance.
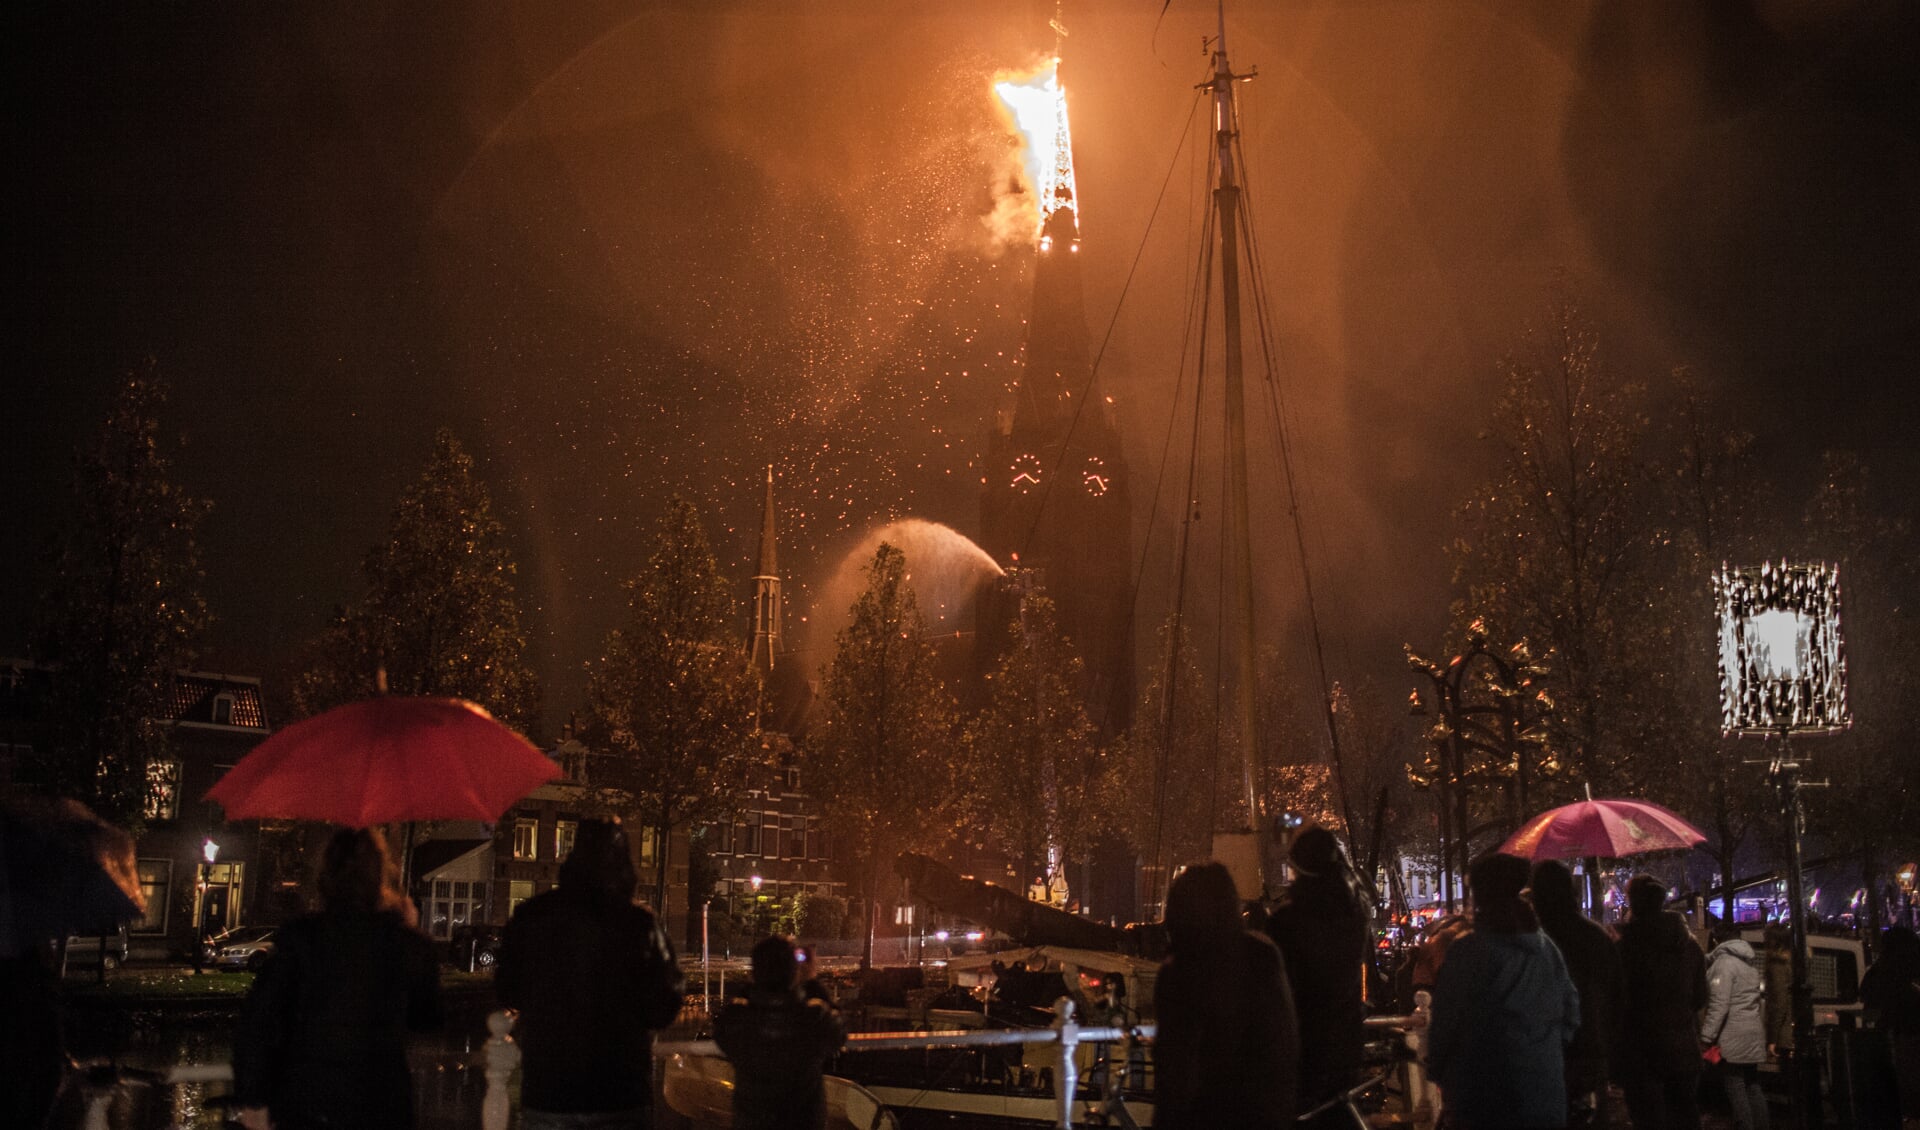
[1051,996,1079,1130]
[1408,990,1436,1128]
[483,1009,520,1130]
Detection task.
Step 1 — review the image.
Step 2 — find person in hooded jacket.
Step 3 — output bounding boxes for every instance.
[1700,930,1769,1130]
[1426,852,1581,1130]
[1265,825,1370,1113]
[716,935,847,1130]
[1153,861,1299,1129]
[1530,860,1624,1128]
[233,828,443,1130]
[497,819,686,1130]
[1614,875,1708,1130]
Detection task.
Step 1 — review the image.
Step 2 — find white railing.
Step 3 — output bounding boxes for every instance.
[80,997,1431,1130]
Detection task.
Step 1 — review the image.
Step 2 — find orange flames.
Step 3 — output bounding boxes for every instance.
[993,57,1079,249]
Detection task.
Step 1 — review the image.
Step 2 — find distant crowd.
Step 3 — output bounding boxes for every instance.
[25,816,1913,1130]
[1153,830,1920,1130]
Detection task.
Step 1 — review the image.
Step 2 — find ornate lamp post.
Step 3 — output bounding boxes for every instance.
[1407,621,1555,911]
[1715,561,1849,1130]
[198,837,221,969]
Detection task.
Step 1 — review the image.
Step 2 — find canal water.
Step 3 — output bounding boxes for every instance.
[64,992,497,1130]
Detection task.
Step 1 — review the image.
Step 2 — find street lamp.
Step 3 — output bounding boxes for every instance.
[199,837,221,965]
[1715,560,1849,1130]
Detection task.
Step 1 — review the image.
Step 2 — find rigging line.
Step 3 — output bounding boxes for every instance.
[1231,134,1360,848]
[1111,94,1209,733]
[1015,93,1204,565]
[1232,134,1353,682]
[1151,164,1220,908]
[1207,354,1231,830]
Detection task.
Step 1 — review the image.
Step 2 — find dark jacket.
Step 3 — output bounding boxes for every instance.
[1153,929,1299,1129]
[496,887,684,1114]
[715,985,848,1130]
[1859,949,1920,1036]
[1613,910,1707,1079]
[1763,945,1793,1050]
[1265,874,1369,1102]
[1427,929,1581,1129]
[233,911,443,1130]
[1537,908,1624,1089]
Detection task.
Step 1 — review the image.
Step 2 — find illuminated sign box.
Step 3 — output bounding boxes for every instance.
[1714,561,1850,736]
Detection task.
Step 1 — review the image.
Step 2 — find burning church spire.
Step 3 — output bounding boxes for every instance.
[978,23,1135,736]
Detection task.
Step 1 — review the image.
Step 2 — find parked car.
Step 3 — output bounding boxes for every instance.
[449,924,502,971]
[63,927,131,970]
[206,925,278,971]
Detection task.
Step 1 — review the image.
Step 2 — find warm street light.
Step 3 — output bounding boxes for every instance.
[1715,560,1849,1130]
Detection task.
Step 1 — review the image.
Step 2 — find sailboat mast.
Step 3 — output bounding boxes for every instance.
[1209,4,1262,837]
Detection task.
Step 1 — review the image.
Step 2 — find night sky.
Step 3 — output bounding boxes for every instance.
[10,1,1917,734]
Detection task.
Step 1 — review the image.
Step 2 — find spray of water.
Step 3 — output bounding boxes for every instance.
[810,519,1006,651]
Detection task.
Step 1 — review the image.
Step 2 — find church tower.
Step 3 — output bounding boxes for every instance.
[979,60,1135,732]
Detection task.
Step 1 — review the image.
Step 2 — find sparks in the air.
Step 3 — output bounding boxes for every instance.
[993,57,1079,247]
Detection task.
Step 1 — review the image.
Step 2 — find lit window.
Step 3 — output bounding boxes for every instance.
[144,759,182,822]
[134,859,171,934]
[507,879,534,916]
[555,819,578,861]
[512,819,538,860]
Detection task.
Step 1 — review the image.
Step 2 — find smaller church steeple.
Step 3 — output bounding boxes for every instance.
[749,464,781,675]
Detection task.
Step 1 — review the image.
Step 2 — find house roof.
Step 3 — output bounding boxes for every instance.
[411,838,491,878]
[163,672,268,730]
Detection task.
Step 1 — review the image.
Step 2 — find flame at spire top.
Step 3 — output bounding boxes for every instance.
[993,56,1079,250]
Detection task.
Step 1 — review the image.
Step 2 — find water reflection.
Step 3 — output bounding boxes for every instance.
[69,1001,495,1129]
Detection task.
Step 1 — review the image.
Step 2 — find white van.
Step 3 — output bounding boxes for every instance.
[1736,928,1864,1028]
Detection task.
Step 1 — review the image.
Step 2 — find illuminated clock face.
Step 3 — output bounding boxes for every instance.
[1010,453,1043,492]
[1083,456,1111,496]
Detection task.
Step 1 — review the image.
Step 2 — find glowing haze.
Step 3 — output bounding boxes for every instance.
[992,57,1078,245]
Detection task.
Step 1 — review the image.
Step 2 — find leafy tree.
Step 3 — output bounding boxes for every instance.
[804,543,958,968]
[1449,297,1662,791]
[1648,379,1777,920]
[583,499,764,915]
[32,366,210,829]
[1109,620,1231,910]
[294,430,538,727]
[1794,453,1920,937]
[961,588,1115,903]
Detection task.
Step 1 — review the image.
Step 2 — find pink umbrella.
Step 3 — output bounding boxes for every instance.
[1499,798,1707,860]
[206,696,558,828]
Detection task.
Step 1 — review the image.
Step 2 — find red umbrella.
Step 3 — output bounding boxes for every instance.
[1499,798,1707,861]
[205,697,558,827]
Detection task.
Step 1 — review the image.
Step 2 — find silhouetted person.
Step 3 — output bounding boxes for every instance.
[716,936,847,1130]
[1265,825,1369,1113]
[1153,861,1298,1129]
[498,819,685,1130]
[1860,926,1920,1119]
[1700,928,1769,1130]
[1614,875,1706,1130]
[233,828,442,1130]
[1760,923,1793,1060]
[1531,860,1624,1127]
[1427,853,1580,1129]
